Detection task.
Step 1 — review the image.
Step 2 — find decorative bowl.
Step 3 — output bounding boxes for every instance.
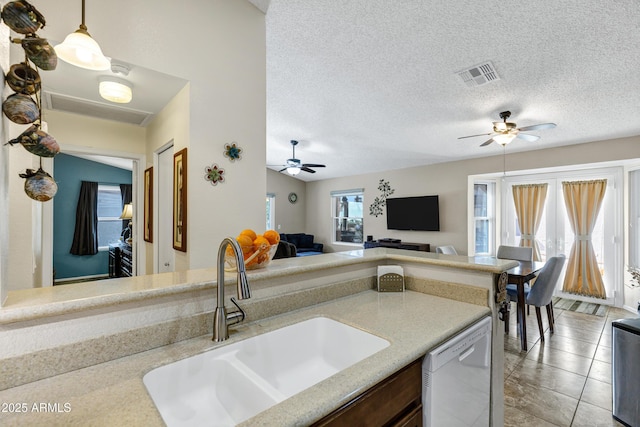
[224,244,278,271]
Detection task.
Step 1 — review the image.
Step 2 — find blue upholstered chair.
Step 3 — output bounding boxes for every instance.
[508,255,566,340]
[435,245,458,255]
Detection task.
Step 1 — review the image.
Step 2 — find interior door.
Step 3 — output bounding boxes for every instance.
[157,145,174,273]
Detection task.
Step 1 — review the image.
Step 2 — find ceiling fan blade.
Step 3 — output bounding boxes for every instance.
[480,138,495,147]
[278,167,287,172]
[458,132,494,140]
[302,163,325,168]
[515,133,540,142]
[301,167,317,173]
[517,123,556,132]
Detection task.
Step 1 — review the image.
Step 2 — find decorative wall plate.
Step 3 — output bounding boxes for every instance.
[205,163,225,186]
[223,142,242,162]
[288,192,298,203]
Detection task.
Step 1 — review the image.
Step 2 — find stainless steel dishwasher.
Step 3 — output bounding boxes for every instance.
[423,316,492,427]
[612,317,640,426]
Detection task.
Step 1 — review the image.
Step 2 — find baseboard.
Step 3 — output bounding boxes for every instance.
[54,274,110,285]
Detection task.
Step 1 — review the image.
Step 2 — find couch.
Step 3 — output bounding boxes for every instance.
[273,241,297,259]
[279,233,323,255]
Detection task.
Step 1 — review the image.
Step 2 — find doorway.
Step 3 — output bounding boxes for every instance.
[38,148,144,287]
[156,143,175,273]
[502,167,622,306]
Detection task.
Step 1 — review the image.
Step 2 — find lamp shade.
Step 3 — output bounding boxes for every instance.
[99,77,133,103]
[120,203,133,220]
[54,29,110,71]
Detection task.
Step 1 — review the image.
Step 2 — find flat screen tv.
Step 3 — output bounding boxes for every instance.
[386,195,440,231]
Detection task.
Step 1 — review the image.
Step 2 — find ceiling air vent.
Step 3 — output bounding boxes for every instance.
[42,91,155,126]
[457,61,500,88]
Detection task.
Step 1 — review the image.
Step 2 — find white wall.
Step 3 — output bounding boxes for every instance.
[0,23,9,304]
[266,169,307,233]
[87,0,267,271]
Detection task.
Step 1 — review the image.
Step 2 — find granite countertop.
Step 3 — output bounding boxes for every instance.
[0,248,513,324]
[0,289,490,426]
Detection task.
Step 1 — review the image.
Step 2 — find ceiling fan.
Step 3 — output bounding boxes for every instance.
[271,140,326,175]
[458,111,556,147]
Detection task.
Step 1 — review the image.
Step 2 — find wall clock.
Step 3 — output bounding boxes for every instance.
[288,192,298,203]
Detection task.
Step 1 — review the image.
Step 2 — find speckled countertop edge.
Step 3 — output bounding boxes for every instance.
[0,290,491,426]
[0,249,510,324]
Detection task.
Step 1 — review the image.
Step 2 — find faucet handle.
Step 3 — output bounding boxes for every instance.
[227,297,246,326]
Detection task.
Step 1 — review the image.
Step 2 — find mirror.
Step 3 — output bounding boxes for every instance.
[5,42,188,293]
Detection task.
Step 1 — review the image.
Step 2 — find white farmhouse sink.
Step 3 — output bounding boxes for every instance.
[143,317,390,426]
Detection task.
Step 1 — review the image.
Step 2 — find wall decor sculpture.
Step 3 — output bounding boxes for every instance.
[1,0,60,202]
[369,179,395,217]
[204,163,225,186]
[223,142,242,162]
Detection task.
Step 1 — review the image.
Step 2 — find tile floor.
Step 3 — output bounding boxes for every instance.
[503,301,638,426]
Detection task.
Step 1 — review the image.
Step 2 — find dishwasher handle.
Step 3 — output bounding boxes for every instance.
[458,346,475,362]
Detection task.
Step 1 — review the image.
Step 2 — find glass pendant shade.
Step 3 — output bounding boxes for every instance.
[286,167,301,176]
[494,133,517,146]
[99,77,133,103]
[55,28,110,71]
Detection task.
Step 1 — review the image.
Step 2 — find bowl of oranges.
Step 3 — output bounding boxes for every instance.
[224,228,280,271]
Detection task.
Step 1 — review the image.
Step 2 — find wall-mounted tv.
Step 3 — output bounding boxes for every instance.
[386,195,440,231]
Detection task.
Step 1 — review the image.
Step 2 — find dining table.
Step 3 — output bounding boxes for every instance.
[507,260,546,351]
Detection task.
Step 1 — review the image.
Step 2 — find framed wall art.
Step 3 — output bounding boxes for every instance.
[143,166,153,243]
[173,148,187,252]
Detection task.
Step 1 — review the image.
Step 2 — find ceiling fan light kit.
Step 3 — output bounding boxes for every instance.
[271,140,326,176]
[459,110,556,148]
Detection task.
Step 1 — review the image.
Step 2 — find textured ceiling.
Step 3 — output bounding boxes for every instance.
[264,0,640,181]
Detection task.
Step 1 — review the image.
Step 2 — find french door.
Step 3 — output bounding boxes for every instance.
[502,167,622,306]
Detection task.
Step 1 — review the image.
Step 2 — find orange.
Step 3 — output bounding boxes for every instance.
[236,234,254,255]
[239,229,257,241]
[253,235,270,249]
[263,229,280,245]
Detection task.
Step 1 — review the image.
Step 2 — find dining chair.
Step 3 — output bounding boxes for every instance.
[435,245,458,255]
[499,245,534,318]
[497,245,533,262]
[508,255,566,341]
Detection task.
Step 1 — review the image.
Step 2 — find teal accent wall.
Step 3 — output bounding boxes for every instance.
[53,154,132,281]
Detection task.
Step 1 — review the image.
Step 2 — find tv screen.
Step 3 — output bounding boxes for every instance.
[386,195,440,231]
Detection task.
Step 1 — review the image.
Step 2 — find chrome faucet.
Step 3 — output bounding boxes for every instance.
[213,237,251,341]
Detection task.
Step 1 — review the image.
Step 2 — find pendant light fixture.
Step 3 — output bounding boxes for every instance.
[54,0,110,71]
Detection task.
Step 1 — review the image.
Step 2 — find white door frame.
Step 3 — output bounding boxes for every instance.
[40,145,145,286]
[154,140,174,274]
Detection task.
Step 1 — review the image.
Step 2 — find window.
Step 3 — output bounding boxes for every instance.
[266,193,275,230]
[97,184,124,249]
[630,169,640,269]
[473,182,495,255]
[331,189,364,244]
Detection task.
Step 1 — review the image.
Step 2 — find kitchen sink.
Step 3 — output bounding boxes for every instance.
[143,317,390,426]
